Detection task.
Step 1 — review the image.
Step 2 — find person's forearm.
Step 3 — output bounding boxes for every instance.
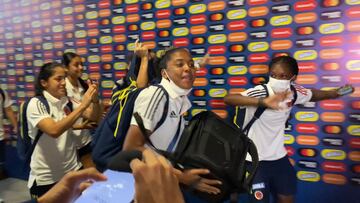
[88,101,102,122]
[5,107,17,130]
[224,94,263,107]
[39,104,87,138]
[310,89,339,102]
[136,57,149,88]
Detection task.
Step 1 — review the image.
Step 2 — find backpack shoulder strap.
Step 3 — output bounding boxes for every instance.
[0,88,5,108]
[153,85,170,131]
[243,84,269,135]
[0,88,4,101]
[78,78,89,91]
[66,98,73,111]
[24,96,50,162]
[35,95,50,113]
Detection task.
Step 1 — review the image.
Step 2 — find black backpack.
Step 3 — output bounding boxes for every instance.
[110,110,259,203]
[172,111,259,202]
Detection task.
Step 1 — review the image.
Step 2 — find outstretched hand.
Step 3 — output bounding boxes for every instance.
[263,91,291,110]
[336,84,354,97]
[37,168,107,203]
[176,168,222,195]
[197,52,210,67]
[134,39,149,58]
[81,80,99,108]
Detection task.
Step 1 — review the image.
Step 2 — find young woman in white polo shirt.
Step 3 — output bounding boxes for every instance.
[225,55,354,203]
[123,47,222,196]
[62,52,101,168]
[27,62,99,198]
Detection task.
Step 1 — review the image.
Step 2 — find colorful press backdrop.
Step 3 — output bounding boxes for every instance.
[0,0,359,202]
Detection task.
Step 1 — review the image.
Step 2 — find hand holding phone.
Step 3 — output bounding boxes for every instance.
[337,84,354,96]
[75,170,135,203]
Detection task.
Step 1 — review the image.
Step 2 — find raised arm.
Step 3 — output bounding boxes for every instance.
[36,83,98,138]
[310,84,354,102]
[134,40,150,88]
[224,91,289,110]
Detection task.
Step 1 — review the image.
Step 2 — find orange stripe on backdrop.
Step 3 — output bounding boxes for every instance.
[322,174,347,185]
[99,9,111,17]
[320,48,344,59]
[295,12,317,23]
[347,21,360,32]
[126,14,140,23]
[349,151,360,161]
[228,32,247,42]
[209,56,227,65]
[296,135,319,146]
[248,0,268,5]
[51,1,61,8]
[211,109,228,119]
[229,88,246,95]
[101,54,113,62]
[271,40,293,50]
[248,6,269,17]
[74,4,85,12]
[348,73,360,84]
[64,24,74,32]
[157,19,172,28]
[350,87,360,97]
[321,112,345,122]
[208,1,226,11]
[113,34,126,43]
[89,73,101,80]
[351,101,360,109]
[193,78,208,87]
[88,29,99,37]
[172,0,188,6]
[54,42,64,49]
[76,48,87,55]
[322,62,340,71]
[295,74,318,85]
[350,34,360,43]
[190,25,207,35]
[320,100,345,110]
[249,65,268,74]
[142,41,156,49]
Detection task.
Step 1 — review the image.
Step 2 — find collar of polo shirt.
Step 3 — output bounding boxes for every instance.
[43,90,69,109]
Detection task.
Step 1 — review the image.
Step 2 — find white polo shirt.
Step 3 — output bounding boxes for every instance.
[27,91,82,187]
[130,79,192,151]
[0,89,13,141]
[65,78,92,148]
[240,84,312,161]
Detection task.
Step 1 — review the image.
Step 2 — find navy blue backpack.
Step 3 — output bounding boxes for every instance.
[17,96,49,164]
[91,54,167,170]
[17,95,73,166]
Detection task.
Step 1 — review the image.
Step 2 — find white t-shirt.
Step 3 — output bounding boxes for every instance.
[27,91,82,187]
[130,79,192,151]
[240,84,312,161]
[65,78,92,148]
[0,89,13,140]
